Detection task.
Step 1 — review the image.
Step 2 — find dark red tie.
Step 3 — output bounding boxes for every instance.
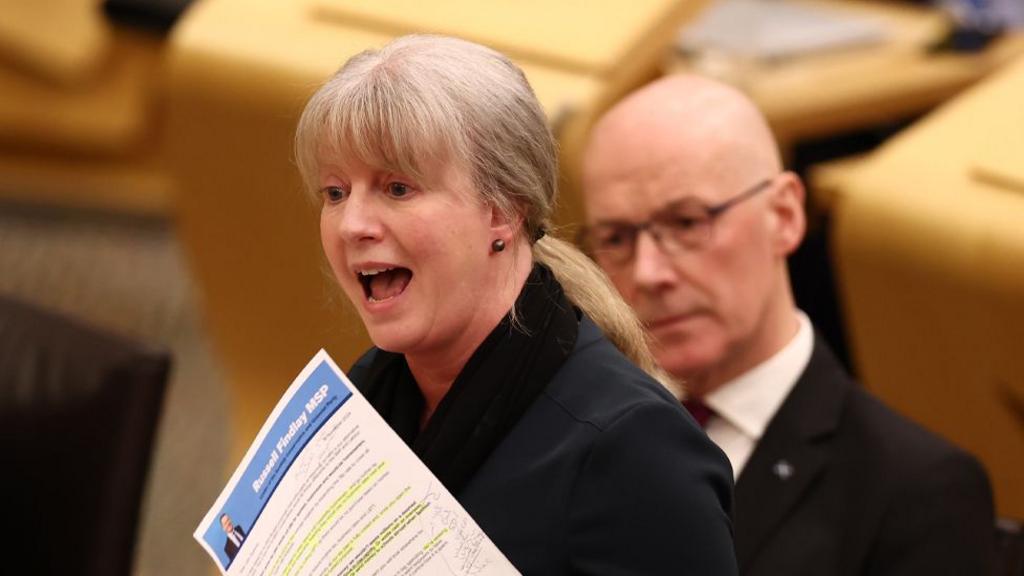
[683,398,714,428]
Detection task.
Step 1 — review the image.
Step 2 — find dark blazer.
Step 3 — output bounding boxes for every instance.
[351,316,737,575]
[734,337,995,576]
[223,526,246,561]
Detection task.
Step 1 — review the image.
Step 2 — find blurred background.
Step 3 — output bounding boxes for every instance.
[1,0,1021,574]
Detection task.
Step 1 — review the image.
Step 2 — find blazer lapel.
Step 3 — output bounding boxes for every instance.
[733,337,851,569]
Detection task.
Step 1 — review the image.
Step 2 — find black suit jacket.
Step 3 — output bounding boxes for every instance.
[223,526,246,561]
[734,337,995,575]
[352,316,737,575]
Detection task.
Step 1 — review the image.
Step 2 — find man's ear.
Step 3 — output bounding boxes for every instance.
[770,171,806,257]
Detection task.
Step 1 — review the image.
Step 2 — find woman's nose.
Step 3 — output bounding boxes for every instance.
[335,190,383,243]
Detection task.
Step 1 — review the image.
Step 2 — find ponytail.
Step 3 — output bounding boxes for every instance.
[532,234,678,395]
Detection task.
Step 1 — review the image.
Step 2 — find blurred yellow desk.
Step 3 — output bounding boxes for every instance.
[830,54,1024,519]
[667,0,1024,155]
[163,0,701,460]
[0,20,170,217]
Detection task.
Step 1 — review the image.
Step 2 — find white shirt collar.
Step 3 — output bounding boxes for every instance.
[705,311,814,442]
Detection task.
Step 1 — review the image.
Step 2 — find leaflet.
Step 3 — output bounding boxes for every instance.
[195,349,519,576]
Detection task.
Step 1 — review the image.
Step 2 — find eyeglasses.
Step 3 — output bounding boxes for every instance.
[579,177,774,267]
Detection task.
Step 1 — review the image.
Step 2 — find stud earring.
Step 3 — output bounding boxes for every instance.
[491,239,505,253]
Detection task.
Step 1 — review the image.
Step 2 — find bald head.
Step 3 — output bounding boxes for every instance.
[581,74,805,395]
[585,74,780,199]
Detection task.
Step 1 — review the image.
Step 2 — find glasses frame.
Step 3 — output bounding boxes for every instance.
[580,176,776,266]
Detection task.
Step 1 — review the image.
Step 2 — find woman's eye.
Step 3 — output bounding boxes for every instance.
[322,186,347,203]
[385,182,413,199]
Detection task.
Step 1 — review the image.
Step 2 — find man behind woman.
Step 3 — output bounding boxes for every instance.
[580,74,995,575]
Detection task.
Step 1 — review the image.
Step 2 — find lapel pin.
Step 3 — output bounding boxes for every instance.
[772,459,794,480]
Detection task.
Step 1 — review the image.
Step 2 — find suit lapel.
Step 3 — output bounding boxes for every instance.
[733,337,851,569]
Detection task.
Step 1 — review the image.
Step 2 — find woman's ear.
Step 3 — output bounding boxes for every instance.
[489,204,524,241]
[769,171,807,257]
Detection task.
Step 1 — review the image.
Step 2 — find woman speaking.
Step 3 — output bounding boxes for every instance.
[295,35,736,574]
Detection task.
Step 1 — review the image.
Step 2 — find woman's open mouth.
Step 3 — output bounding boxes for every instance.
[357,267,413,303]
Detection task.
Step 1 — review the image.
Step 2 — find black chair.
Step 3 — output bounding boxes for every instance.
[103,0,196,32]
[0,295,169,576]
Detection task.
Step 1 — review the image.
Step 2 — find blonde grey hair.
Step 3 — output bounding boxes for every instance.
[294,34,673,392]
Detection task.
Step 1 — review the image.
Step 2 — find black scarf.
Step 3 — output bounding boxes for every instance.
[360,264,579,495]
